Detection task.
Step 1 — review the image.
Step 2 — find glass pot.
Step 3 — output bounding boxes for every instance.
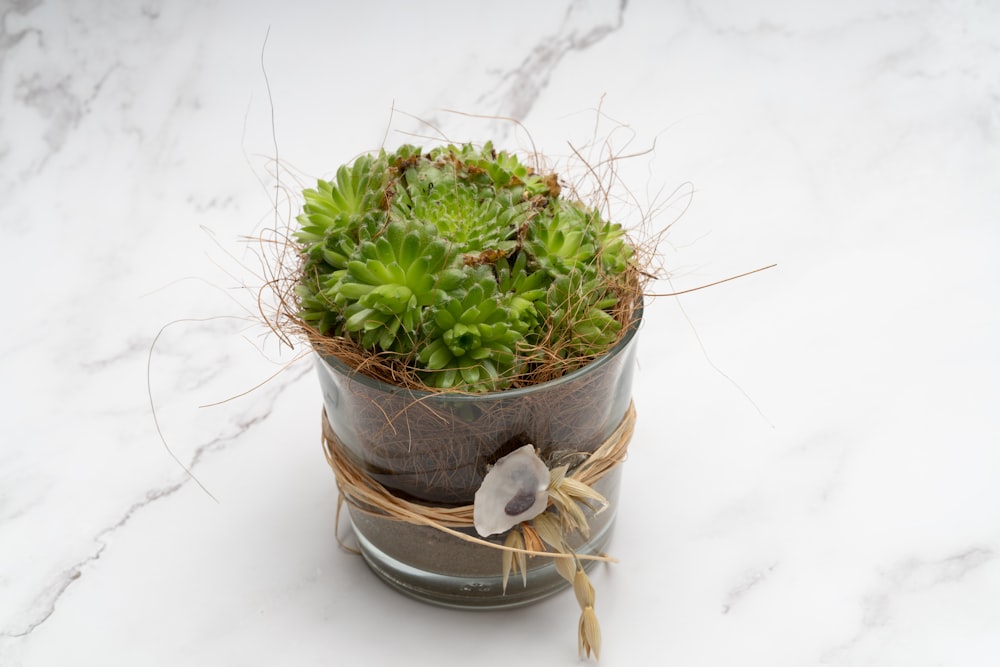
[315,308,641,608]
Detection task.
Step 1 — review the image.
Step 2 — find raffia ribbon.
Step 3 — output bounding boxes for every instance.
[322,401,636,561]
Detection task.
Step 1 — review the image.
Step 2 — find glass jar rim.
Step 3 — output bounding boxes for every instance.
[319,302,643,402]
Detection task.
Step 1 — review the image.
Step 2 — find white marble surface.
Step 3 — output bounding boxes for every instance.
[2,0,999,664]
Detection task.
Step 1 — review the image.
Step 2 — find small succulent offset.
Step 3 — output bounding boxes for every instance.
[295,142,635,391]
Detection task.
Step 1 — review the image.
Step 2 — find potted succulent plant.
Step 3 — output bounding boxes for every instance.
[287,142,644,659]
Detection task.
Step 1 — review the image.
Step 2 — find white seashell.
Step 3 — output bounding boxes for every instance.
[473,444,550,537]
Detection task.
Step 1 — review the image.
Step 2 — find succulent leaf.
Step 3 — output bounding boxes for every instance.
[295,142,636,388]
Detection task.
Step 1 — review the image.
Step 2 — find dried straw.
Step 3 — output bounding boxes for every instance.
[322,402,636,562]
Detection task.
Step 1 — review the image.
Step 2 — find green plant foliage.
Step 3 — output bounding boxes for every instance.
[294,142,636,390]
[539,269,622,359]
[418,267,526,390]
[330,220,465,353]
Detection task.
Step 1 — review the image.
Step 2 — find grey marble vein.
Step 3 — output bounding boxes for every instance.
[479,0,628,126]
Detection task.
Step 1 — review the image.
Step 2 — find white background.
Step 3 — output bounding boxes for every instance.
[2,1,998,665]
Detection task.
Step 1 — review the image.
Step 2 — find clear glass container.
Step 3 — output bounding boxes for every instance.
[315,308,641,608]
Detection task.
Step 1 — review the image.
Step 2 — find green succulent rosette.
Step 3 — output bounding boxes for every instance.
[294,142,636,391]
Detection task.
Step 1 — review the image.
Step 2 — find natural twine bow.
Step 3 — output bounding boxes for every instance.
[321,401,636,660]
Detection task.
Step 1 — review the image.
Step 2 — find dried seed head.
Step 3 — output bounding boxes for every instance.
[530,511,566,551]
[578,607,602,660]
[520,523,545,554]
[501,529,527,593]
[549,486,591,538]
[554,553,578,583]
[573,567,596,610]
[558,476,609,514]
[547,464,569,490]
